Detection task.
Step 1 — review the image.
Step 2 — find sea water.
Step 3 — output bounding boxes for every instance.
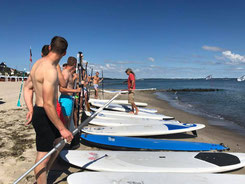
[103,78,245,135]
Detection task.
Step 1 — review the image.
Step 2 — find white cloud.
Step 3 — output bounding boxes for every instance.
[135,68,140,72]
[222,50,245,65]
[148,57,155,62]
[203,45,245,65]
[105,60,144,65]
[202,45,224,52]
[236,67,243,70]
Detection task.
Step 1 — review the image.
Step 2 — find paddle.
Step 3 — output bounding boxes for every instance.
[84,62,91,111]
[102,70,104,99]
[87,67,93,102]
[13,91,123,184]
[17,70,25,107]
[76,52,83,125]
[70,52,83,149]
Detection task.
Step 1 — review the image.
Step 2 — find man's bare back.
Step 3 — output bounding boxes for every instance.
[31,57,58,107]
[60,68,74,96]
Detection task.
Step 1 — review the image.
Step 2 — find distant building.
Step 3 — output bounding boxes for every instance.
[10,68,15,75]
[0,62,6,68]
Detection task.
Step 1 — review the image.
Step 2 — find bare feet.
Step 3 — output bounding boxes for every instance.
[128,111,134,114]
[134,110,139,115]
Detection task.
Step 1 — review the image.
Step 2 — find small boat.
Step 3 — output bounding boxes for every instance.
[205,75,212,80]
[237,75,245,82]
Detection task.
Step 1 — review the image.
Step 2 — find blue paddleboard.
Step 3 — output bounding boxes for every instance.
[81,134,228,151]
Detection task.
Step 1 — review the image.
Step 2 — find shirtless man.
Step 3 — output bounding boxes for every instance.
[24,45,66,125]
[92,71,103,99]
[24,36,73,184]
[59,56,80,127]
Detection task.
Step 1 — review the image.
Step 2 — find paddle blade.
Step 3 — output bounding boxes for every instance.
[17,100,21,107]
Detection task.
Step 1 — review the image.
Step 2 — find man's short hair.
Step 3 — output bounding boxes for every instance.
[41,45,49,56]
[50,36,68,55]
[67,56,77,66]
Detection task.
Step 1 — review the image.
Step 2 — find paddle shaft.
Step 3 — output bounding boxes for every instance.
[76,52,83,127]
[102,70,104,99]
[17,71,25,106]
[87,67,93,100]
[13,91,122,184]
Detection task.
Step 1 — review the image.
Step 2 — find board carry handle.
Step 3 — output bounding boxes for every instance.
[13,91,122,184]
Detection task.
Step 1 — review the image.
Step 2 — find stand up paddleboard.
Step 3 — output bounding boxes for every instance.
[88,108,174,120]
[89,118,182,127]
[67,172,245,184]
[103,89,156,93]
[89,99,148,107]
[91,101,157,113]
[60,150,245,173]
[82,123,205,137]
[80,134,228,151]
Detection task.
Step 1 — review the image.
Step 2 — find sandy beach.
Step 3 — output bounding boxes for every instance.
[0,82,245,184]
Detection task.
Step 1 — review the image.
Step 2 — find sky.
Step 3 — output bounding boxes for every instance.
[0,0,245,79]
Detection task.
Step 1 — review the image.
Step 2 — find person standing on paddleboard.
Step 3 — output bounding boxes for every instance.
[125,68,139,115]
[23,36,73,184]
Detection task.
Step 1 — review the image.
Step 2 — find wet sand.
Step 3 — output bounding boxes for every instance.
[0,82,245,184]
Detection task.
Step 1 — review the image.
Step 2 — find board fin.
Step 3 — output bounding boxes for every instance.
[192,130,197,137]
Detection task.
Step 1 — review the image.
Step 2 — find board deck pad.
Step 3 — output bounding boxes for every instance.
[195,153,240,166]
[80,134,228,151]
[60,150,245,173]
[67,172,245,184]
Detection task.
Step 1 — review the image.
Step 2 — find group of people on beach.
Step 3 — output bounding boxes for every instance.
[23,36,138,183]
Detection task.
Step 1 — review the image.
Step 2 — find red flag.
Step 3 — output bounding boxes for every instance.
[29,47,32,62]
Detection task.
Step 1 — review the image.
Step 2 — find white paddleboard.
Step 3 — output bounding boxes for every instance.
[87,108,174,120]
[82,123,205,136]
[91,101,157,113]
[60,150,245,173]
[89,118,181,127]
[89,98,148,107]
[67,172,245,184]
[103,88,156,93]
[102,89,128,94]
